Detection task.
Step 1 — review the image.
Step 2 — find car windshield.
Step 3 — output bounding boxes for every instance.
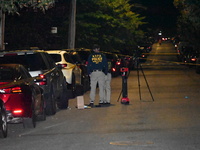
[0,53,47,71]
[0,68,15,81]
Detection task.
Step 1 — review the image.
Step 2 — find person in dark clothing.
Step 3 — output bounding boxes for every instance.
[87,44,108,107]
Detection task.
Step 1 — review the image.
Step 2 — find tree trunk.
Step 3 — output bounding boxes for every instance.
[68,0,76,49]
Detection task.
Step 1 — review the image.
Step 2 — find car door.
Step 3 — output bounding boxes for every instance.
[44,53,64,97]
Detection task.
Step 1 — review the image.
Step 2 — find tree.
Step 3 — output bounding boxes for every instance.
[174,0,200,51]
[76,0,145,53]
[0,0,56,50]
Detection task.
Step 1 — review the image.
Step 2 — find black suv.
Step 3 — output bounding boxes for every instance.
[0,50,69,115]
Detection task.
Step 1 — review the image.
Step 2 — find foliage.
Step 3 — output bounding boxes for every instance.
[4,0,146,55]
[174,0,200,50]
[76,0,145,53]
[0,0,55,13]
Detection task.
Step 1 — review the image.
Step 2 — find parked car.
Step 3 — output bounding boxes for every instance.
[0,50,69,115]
[137,42,152,53]
[182,49,199,65]
[66,50,90,92]
[0,64,46,128]
[104,53,122,77]
[0,99,7,138]
[176,41,191,61]
[46,50,83,97]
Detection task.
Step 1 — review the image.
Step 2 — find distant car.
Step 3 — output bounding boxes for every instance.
[46,50,83,97]
[0,64,46,128]
[0,50,69,115]
[183,50,199,65]
[104,53,122,77]
[138,42,152,53]
[0,99,7,138]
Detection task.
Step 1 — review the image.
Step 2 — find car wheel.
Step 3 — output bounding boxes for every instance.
[76,84,84,96]
[71,73,76,98]
[82,74,90,92]
[57,81,69,109]
[0,104,8,138]
[45,87,56,116]
[23,101,36,128]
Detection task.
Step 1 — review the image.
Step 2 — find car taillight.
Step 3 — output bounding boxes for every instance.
[112,68,116,72]
[13,109,23,115]
[38,74,47,85]
[61,64,67,68]
[4,53,18,56]
[85,61,88,66]
[142,54,145,58]
[116,61,121,65]
[191,58,196,62]
[3,87,22,93]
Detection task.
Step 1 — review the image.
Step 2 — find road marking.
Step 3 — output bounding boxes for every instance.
[110,141,154,146]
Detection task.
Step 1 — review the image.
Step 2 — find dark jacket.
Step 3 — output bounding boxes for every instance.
[87,52,108,75]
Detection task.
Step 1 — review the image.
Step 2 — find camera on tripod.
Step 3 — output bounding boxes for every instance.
[120,67,129,76]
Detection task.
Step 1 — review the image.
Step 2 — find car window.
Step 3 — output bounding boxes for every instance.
[49,54,61,62]
[64,53,74,64]
[0,53,47,71]
[70,53,82,63]
[0,68,14,81]
[77,51,91,61]
[43,53,56,69]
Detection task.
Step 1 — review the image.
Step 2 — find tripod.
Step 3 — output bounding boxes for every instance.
[136,59,154,101]
[117,58,155,102]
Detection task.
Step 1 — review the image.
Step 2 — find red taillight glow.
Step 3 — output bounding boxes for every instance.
[116,61,121,65]
[38,74,47,85]
[61,64,67,68]
[11,87,22,93]
[191,58,196,62]
[4,53,18,56]
[13,109,23,115]
[112,68,116,72]
[3,87,22,93]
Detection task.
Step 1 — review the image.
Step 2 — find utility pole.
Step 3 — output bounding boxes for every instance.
[68,0,76,50]
[0,4,5,50]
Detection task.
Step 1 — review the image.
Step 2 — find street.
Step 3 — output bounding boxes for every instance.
[1,42,200,150]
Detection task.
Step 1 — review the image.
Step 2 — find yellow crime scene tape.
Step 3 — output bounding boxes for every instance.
[0,48,198,90]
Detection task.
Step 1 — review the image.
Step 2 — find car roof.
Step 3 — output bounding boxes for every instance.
[0,63,22,68]
[0,50,46,56]
[45,50,67,54]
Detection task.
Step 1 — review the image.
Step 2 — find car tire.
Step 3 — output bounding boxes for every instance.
[45,87,56,116]
[76,84,84,96]
[71,73,76,98]
[82,74,90,92]
[0,104,7,138]
[57,81,69,109]
[23,102,36,128]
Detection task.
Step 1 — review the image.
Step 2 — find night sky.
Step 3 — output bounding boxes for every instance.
[130,0,179,36]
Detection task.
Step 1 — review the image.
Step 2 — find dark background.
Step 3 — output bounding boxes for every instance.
[131,0,179,37]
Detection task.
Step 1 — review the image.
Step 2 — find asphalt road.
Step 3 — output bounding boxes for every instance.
[1,41,200,150]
